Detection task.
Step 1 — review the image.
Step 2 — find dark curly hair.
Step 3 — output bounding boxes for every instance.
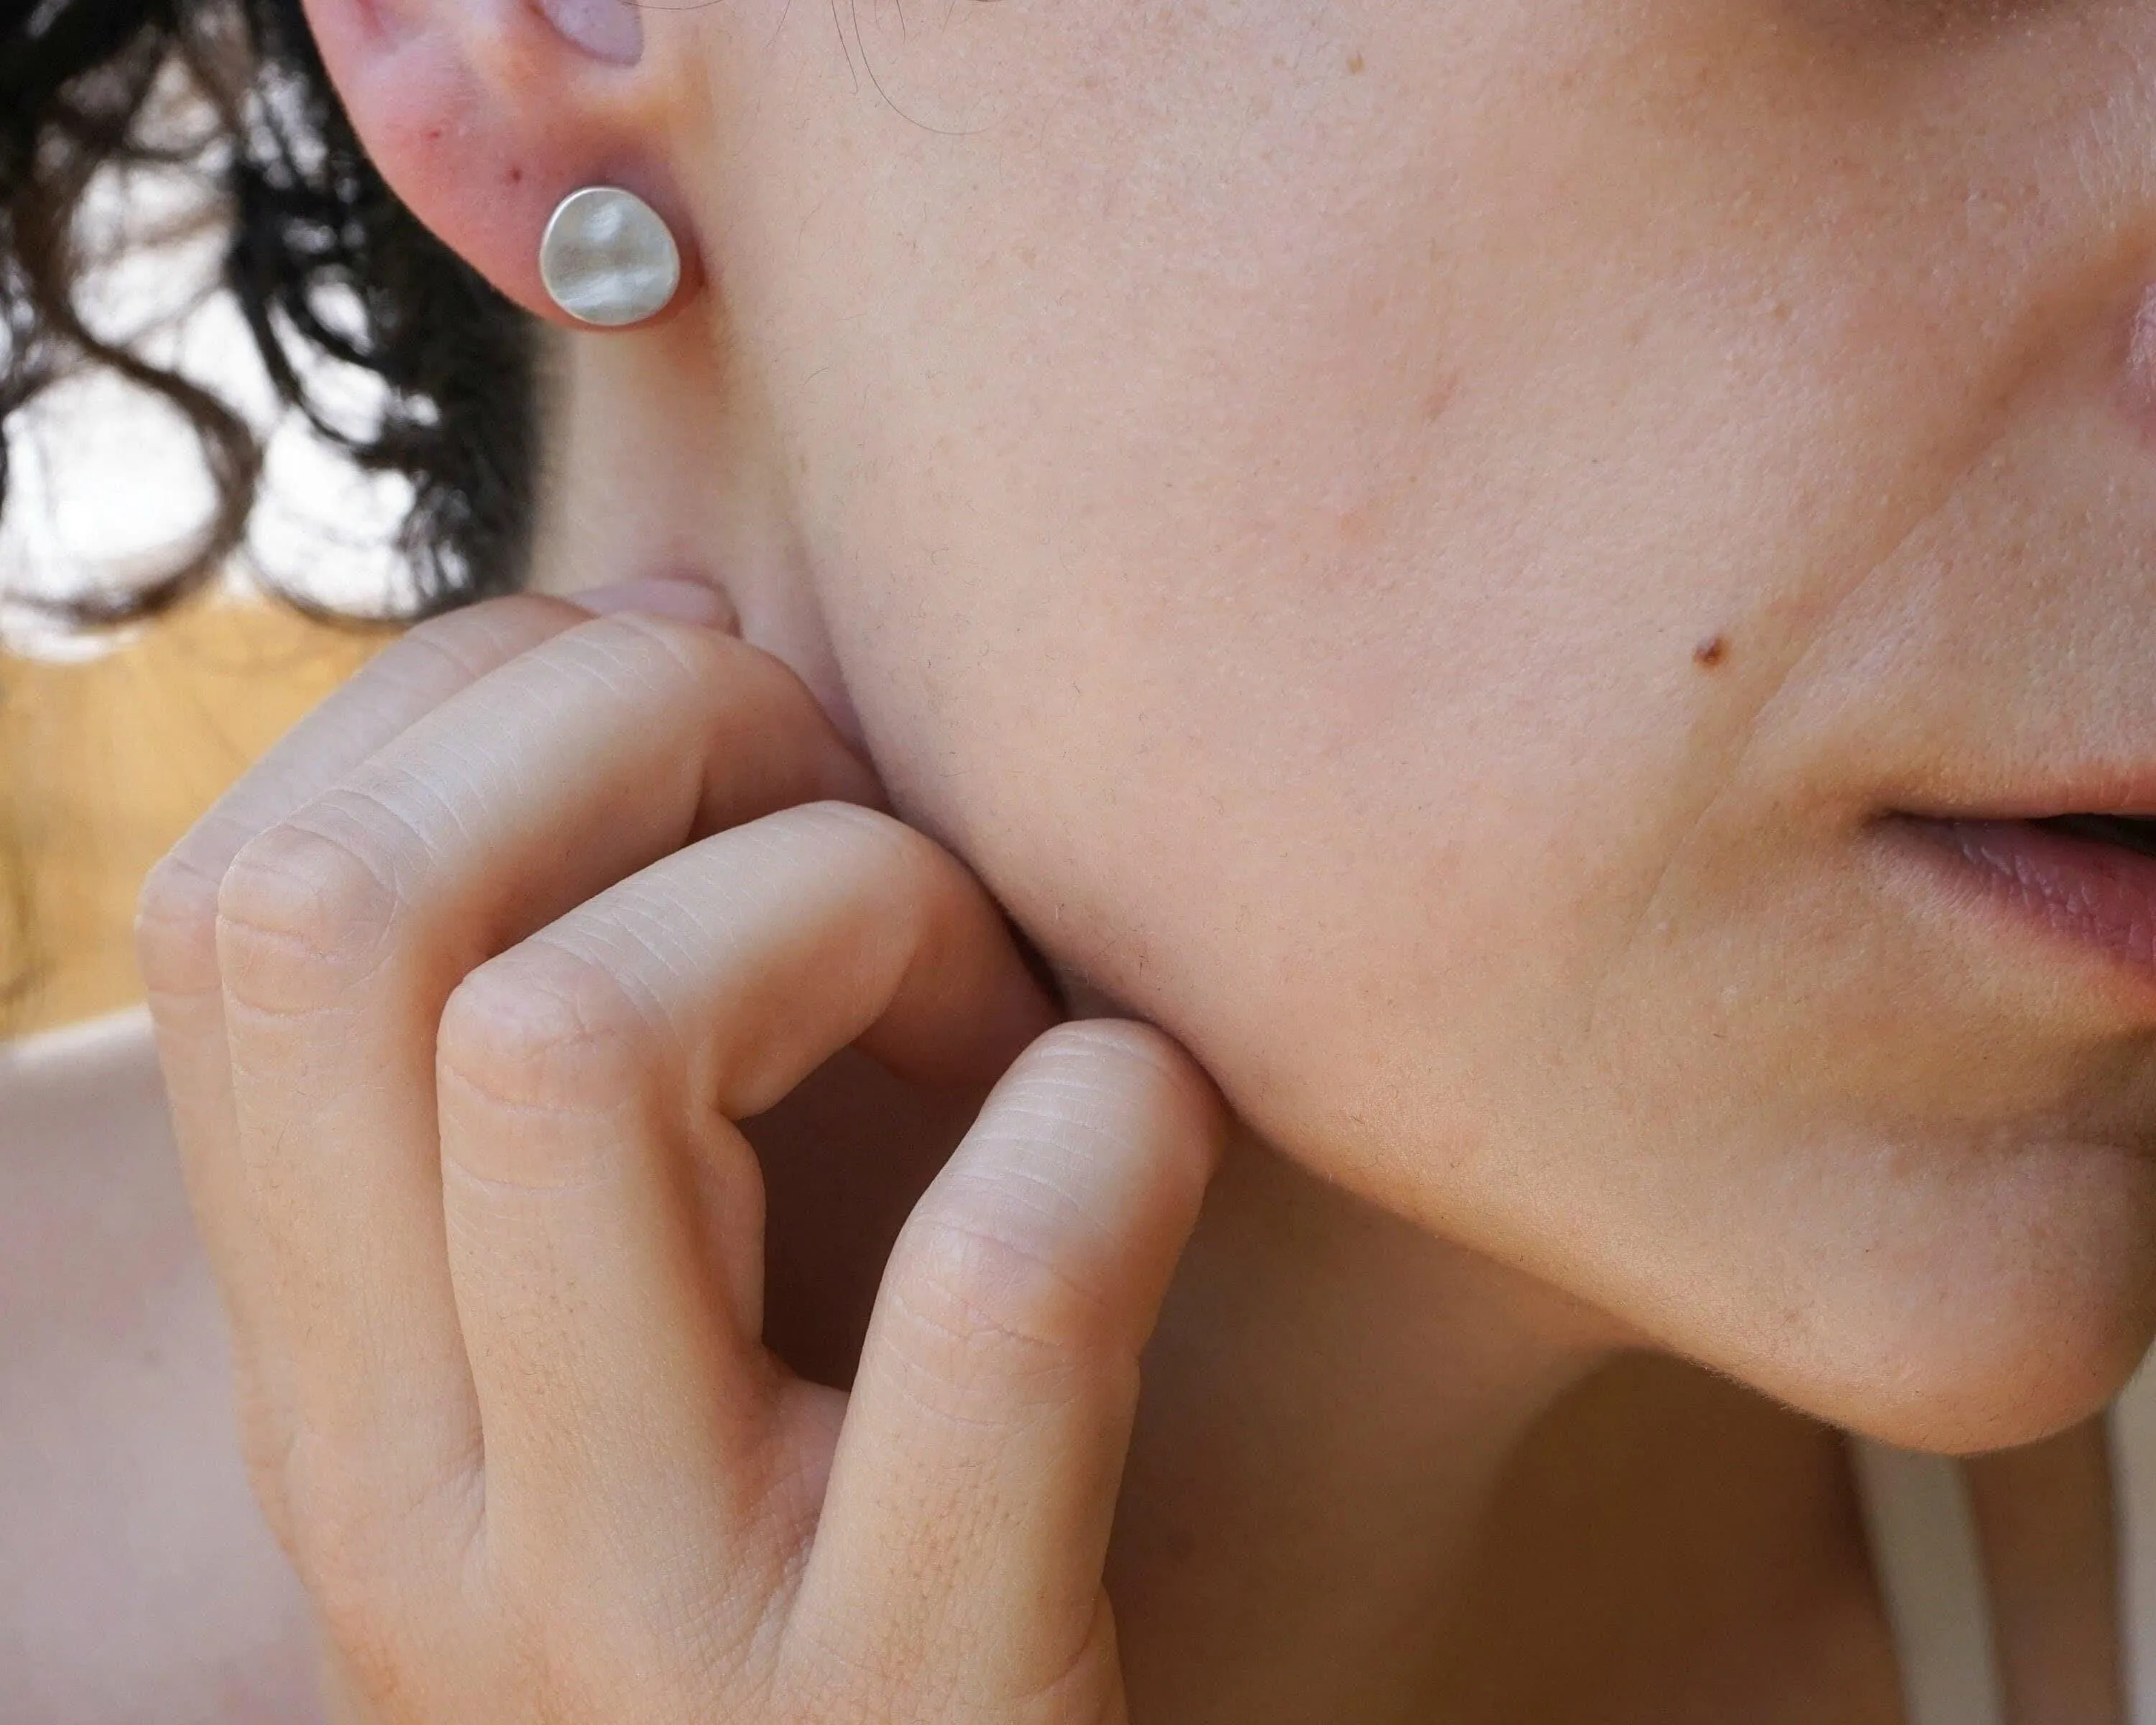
[1,0,538,626]
[1,0,538,1014]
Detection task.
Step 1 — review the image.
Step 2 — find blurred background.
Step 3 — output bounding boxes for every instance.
[0,153,412,1034]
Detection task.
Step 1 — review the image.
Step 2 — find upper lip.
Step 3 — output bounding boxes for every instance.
[1891,781,2156,828]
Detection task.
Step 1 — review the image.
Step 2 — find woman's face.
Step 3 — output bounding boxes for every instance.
[679,0,2156,1450]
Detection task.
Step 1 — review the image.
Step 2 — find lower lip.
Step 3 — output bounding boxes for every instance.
[1897,817,2156,980]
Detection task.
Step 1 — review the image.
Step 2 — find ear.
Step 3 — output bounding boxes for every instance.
[300,0,699,326]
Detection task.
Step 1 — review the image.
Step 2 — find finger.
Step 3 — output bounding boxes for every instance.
[135,593,596,1530]
[433,801,1059,1606]
[209,613,877,1562]
[136,584,724,1527]
[141,582,728,1024]
[793,1021,1225,1714]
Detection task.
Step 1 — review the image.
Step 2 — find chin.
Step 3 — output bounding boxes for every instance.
[1763,1134,2156,1455]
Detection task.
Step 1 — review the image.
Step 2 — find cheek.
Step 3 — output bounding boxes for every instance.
[767,0,2156,1441]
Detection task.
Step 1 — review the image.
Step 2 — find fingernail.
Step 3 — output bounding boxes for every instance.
[571,577,739,632]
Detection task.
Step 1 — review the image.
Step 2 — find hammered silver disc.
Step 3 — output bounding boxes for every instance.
[538,187,681,328]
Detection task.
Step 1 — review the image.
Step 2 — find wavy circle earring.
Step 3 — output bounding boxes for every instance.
[538,186,683,328]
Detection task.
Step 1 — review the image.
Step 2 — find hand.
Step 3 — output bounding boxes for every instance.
[136,584,1226,1724]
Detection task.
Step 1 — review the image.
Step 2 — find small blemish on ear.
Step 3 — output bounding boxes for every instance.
[1692,635,1729,670]
[507,165,524,185]
[1347,50,1366,74]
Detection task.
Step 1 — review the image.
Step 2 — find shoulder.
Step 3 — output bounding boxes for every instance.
[1,1008,321,1724]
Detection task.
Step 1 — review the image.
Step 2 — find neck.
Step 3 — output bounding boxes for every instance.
[526,323,867,748]
[1111,1126,1616,1723]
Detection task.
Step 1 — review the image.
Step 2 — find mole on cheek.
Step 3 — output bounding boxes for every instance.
[1692,635,1729,670]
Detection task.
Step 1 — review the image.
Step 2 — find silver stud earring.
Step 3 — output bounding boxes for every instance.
[538,186,683,328]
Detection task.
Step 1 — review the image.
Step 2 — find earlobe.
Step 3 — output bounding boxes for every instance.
[298,0,692,328]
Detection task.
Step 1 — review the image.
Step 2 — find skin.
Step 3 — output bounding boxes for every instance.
[127,0,2156,1719]
[348,0,2156,1448]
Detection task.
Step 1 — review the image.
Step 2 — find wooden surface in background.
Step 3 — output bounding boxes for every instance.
[2,599,382,1034]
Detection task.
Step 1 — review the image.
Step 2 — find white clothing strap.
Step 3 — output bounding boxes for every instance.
[2114,1352,2156,1725]
[1848,1435,2007,1725]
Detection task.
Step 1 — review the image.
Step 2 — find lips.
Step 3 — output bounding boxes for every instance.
[1909,814,2156,976]
[2032,814,2156,860]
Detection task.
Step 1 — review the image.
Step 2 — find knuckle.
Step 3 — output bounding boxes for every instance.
[587,606,728,668]
[786,797,927,863]
[760,801,949,908]
[134,843,229,1001]
[496,1579,738,1725]
[389,592,575,679]
[280,1438,442,1693]
[228,1372,300,1560]
[786,1606,1117,1725]
[778,1637,914,1725]
[1003,1021,1222,1192]
[983,1601,1125,1725]
[213,809,410,1015]
[1028,1016,1197,1093]
[311,1579,431,1721]
[885,1185,1115,1399]
[561,608,734,700]
[437,943,659,1127]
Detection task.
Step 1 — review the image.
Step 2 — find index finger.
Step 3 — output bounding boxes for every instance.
[792,1020,1225,1712]
[135,592,597,1488]
[135,586,745,1409]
